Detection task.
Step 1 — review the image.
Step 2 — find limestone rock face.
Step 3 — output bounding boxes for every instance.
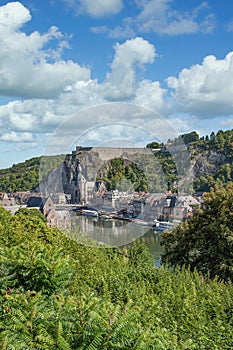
[192,150,226,178]
[38,145,229,200]
[39,147,153,202]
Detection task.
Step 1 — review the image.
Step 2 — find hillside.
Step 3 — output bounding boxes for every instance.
[0,207,232,348]
[0,155,65,192]
[0,129,232,193]
[153,129,233,193]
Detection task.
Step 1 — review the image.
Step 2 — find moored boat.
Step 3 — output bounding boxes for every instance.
[134,219,150,226]
[153,220,176,232]
[81,209,98,217]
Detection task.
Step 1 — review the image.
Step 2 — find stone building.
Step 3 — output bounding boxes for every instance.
[67,146,154,205]
[27,196,71,230]
[0,192,16,207]
[71,161,96,205]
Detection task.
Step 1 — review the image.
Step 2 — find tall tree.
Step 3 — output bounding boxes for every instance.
[161,182,233,281]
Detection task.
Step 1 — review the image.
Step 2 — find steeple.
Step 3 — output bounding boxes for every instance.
[77,160,82,179]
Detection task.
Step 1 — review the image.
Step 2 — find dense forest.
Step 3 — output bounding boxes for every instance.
[0,129,232,193]
[0,201,232,349]
[97,158,150,192]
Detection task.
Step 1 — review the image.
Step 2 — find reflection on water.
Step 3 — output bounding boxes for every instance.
[73,215,164,266]
[142,229,164,267]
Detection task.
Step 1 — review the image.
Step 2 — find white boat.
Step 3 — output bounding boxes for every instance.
[134,219,150,226]
[154,220,175,231]
[81,209,98,217]
[100,214,112,220]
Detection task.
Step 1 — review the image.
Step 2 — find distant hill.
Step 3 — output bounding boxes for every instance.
[153,129,233,192]
[0,155,65,192]
[0,129,232,193]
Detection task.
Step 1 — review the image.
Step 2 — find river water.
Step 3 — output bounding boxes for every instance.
[74,215,164,266]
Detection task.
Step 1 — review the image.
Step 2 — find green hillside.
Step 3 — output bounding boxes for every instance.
[0,129,233,193]
[153,129,233,192]
[0,207,232,348]
[0,155,65,192]
[98,129,233,193]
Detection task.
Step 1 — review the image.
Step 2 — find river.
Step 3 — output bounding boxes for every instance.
[73,215,164,266]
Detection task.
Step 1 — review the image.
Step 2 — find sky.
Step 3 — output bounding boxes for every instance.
[0,0,233,169]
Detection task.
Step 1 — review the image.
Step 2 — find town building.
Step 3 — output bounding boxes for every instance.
[0,192,16,207]
[27,196,71,230]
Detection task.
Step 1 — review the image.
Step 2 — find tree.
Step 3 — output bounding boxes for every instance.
[15,208,47,223]
[146,141,161,149]
[181,131,199,145]
[161,182,233,281]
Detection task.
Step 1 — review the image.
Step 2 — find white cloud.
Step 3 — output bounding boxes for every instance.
[93,0,216,38]
[0,1,31,31]
[90,26,108,34]
[0,2,90,99]
[0,131,35,142]
[103,37,156,100]
[62,0,123,17]
[0,2,198,140]
[167,52,233,117]
[42,103,185,156]
[219,117,233,129]
[1,2,231,153]
[133,80,165,111]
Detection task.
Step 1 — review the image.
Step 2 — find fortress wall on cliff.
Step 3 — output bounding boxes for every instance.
[75,146,153,161]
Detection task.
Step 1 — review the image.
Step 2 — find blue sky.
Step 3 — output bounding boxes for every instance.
[0,0,233,169]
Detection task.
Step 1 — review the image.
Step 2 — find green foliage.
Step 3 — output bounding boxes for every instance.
[0,243,74,294]
[146,141,161,149]
[149,129,233,192]
[181,131,199,145]
[0,155,65,192]
[161,182,233,282]
[155,151,179,192]
[15,208,47,223]
[1,129,233,194]
[0,208,232,348]
[99,158,149,192]
[193,129,233,191]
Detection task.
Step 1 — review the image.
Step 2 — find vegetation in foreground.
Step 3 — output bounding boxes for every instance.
[161,182,233,282]
[0,206,232,349]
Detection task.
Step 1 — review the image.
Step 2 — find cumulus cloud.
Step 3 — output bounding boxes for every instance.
[1,1,231,154]
[0,131,35,142]
[93,0,216,38]
[167,52,233,117]
[42,103,183,156]
[136,0,215,35]
[0,2,90,99]
[0,1,31,31]
[219,117,233,129]
[133,80,166,111]
[103,37,156,100]
[62,0,123,17]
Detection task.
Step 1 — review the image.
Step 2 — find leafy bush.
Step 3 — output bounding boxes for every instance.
[0,208,232,348]
[161,182,233,282]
